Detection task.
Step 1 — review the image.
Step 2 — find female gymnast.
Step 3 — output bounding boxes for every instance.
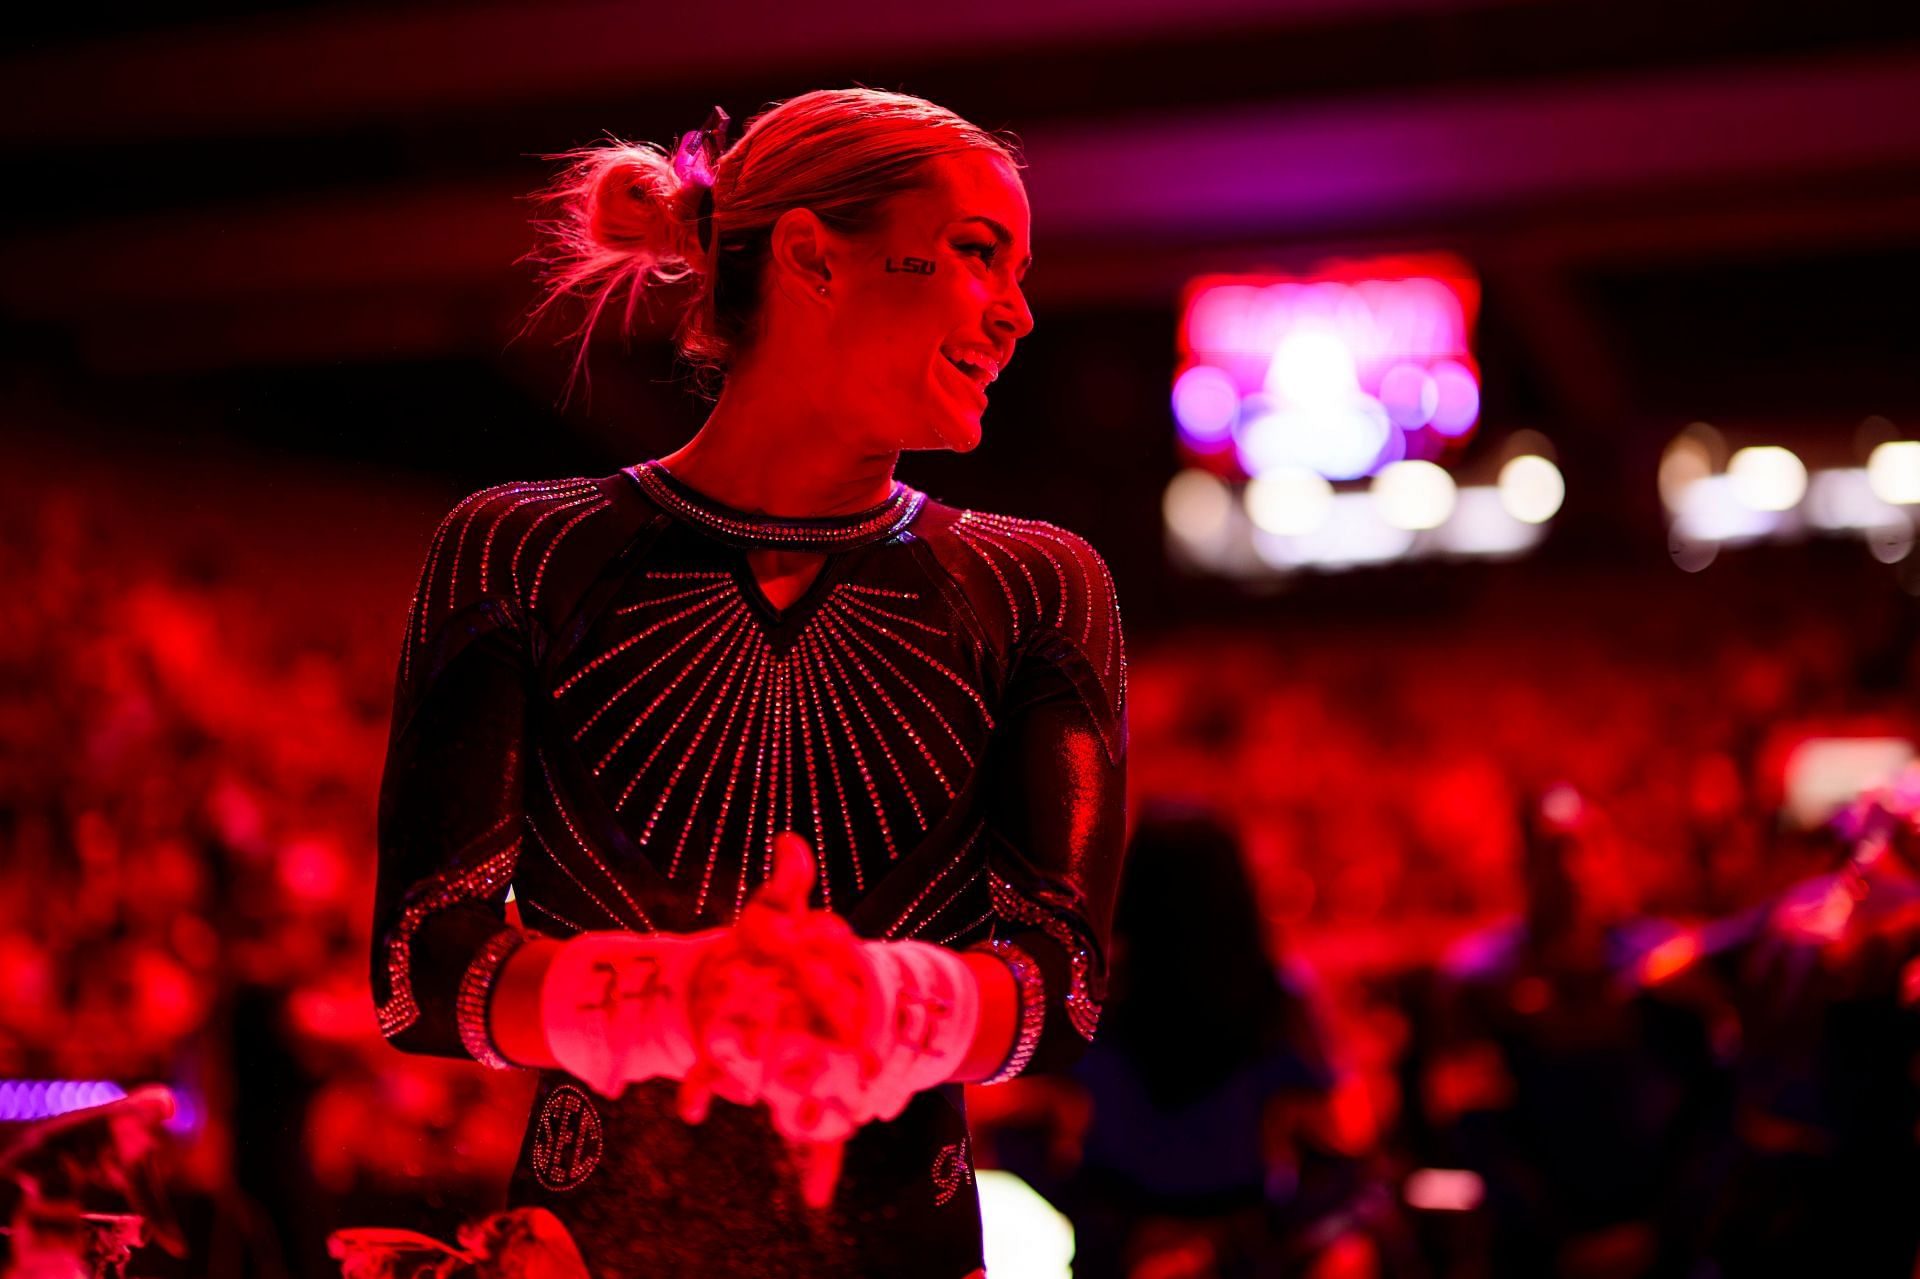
[369,87,1127,1276]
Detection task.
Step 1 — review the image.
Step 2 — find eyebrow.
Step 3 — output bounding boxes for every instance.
[955,216,1033,278]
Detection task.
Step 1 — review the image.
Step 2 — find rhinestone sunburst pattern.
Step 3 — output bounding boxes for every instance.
[401,477,615,690]
[949,510,1127,755]
[552,569,996,922]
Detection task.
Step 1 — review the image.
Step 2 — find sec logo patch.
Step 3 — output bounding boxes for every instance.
[531,1083,603,1191]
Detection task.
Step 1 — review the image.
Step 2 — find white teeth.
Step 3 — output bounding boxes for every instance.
[942,347,1001,385]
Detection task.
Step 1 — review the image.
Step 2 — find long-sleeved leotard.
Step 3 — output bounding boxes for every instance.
[371,462,1126,1276]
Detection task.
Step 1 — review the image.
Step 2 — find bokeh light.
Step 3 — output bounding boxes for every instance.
[1246,467,1335,536]
[1868,522,1915,564]
[1379,363,1440,428]
[1660,425,1722,511]
[1727,446,1808,512]
[1805,469,1901,530]
[1405,1168,1487,1213]
[1428,361,1481,437]
[1676,474,1782,542]
[1175,258,1483,495]
[978,1170,1075,1279]
[1372,460,1457,531]
[1163,469,1236,556]
[1438,486,1542,556]
[1171,364,1239,447]
[1498,454,1565,524]
[1254,493,1416,569]
[1867,440,1920,505]
[1265,329,1360,406]
[1670,534,1719,572]
[0,1079,127,1121]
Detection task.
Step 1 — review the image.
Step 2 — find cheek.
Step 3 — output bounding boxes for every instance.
[857,275,976,344]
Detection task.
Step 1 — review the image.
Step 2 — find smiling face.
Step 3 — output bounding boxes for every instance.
[823,151,1035,453]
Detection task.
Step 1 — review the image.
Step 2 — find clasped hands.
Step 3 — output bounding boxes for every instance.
[539,833,979,1206]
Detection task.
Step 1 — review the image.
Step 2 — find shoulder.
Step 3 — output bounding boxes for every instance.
[915,499,1126,741]
[916,500,1122,650]
[406,472,649,641]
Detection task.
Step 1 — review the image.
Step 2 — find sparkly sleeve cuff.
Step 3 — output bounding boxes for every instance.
[455,928,530,1071]
[971,939,1045,1084]
[988,871,1102,1041]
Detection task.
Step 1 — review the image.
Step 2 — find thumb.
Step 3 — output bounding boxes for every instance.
[756,832,818,914]
[792,1136,847,1210]
[678,1059,720,1126]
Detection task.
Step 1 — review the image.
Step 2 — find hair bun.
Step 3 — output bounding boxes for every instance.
[520,137,712,401]
[586,150,701,266]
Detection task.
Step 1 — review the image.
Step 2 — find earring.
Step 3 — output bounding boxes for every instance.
[816,285,828,296]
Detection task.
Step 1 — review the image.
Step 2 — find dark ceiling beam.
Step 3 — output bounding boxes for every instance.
[6,49,1917,373]
[3,1,1912,238]
[7,49,1912,303]
[0,0,1502,143]
[0,182,528,315]
[1020,49,1920,240]
[57,168,1920,376]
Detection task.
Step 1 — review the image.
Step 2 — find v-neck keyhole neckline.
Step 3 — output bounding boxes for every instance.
[729,550,844,639]
[743,549,828,616]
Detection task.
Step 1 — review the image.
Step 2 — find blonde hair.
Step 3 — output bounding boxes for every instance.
[524,88,1022,398]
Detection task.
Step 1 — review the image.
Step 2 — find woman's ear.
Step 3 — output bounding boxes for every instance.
[767,206,835,302]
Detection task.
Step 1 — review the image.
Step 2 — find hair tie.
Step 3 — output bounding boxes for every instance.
[671,105,731,254]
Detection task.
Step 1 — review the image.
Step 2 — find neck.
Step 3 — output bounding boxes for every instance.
[658,354,898,518]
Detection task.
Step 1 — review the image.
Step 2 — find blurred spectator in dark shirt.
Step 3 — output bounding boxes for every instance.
[976,804,1402,1279]
[1418,785,1731,1279]
[1707,776,1920,1277]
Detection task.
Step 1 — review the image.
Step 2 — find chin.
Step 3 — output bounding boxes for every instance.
[933,413,983,454]
[900,409,983,454]
[945,417,984,453]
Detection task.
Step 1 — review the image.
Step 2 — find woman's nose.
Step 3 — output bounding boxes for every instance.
[993,285,1035,341]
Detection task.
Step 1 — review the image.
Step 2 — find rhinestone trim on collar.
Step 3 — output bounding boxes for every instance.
[627,461,926,551]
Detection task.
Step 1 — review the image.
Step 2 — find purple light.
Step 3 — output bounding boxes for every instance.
[164,1085,203,1135]
[1179,259,1483,481]
[0,1079,127,1122]
[1429,361,1481,436]
[1401,427,1444,462]
[1379,362,1439,428]
[1370,422,1409,472]
[1171,364,1240,446]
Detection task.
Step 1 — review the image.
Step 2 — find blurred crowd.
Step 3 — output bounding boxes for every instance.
[0,470,533,1276]
[2,466,1918,1277]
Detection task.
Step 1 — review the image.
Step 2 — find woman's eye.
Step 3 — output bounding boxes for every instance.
[957,242,998,265]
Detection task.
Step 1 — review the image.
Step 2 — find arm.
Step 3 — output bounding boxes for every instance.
[950,952,1019,1082]
[373,510,723,1086]
[836,536,1126,1087]
[488,938,562,1069]
[967,658,1127,1079]
[371,564,533,1066]
[373,479,635,1073]
[960,519,1130,1080]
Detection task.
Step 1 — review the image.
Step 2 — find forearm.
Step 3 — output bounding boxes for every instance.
[948,950,1019,1083]
[487,930,724,1090]
[490,925,1025,1096]
[488,936,563,1069]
